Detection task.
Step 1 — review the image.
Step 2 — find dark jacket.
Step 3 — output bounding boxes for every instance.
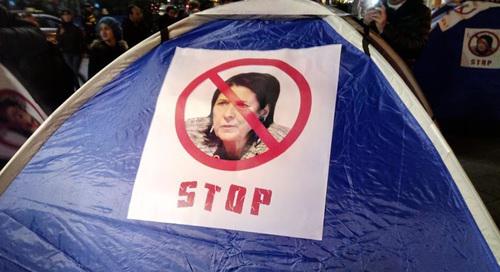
[88,40,128,78]
[83,10,97,45]
[157,15,179,30]
[0,6,75,114]
[121,18,149,48]
[378,0,431,66]
[57,22,84,55]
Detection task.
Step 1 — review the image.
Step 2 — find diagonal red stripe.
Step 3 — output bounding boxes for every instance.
[209,73,280,150]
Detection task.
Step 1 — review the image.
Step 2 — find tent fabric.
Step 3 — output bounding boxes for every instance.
[201,0,332,16]
[414,1,500,130]
[0,0,499,270]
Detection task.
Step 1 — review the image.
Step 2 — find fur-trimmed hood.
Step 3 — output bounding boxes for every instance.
[90,39,128,51]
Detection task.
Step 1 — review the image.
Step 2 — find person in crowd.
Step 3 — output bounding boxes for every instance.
[0,5,75,114]
[20,11,39,27]
[88,17,128,78]
[166,5,179,19]
[364,0,431,66]
[101,8,110,16]
[187,0,201,15]
[83,2,97,46]
[158,5,180,30]
[122,4,149,48]
[57,9,85,87]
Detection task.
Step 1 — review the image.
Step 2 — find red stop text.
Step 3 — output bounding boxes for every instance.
[177,181,272,216]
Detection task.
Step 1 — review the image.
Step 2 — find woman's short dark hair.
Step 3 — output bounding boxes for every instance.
[96,16,123,41]
[478,35,493,47]
[127,4,139,15]
[203,72,281,148]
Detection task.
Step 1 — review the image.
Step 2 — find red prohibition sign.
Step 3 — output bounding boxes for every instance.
[175,58,312,171]
[453,2,476,15]
[468,31,499,57]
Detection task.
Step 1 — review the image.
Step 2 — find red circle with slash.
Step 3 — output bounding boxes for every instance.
[468,31,499,57]
[175,58,312,171]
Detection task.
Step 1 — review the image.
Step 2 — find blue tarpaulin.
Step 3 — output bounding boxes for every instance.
[0,4,498,271]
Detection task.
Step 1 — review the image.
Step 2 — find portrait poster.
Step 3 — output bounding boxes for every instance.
[461,28,500,69]
[128,45,341,240]
[0,64,46,160]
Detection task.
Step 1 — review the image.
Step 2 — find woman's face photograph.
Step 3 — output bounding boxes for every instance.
[5,105,40,133]
[185,72,282,161]
[476,38,492,54]
[212,85,264,146]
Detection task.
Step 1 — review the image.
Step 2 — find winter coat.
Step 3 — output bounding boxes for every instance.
[87,39,128,78]
[121,18,149,49]
[0,7,75,114]
[186,117,289,160]
[377,0,431,66]
[157,15,179,31]
[57,22,84,55]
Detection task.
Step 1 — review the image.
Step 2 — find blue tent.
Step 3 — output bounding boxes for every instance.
[415,1,500,131]
[0,0,498,270]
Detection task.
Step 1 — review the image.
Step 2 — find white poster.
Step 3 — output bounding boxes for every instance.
[128,45,341,240]
[461,28,500,69]
[0,64,46,160]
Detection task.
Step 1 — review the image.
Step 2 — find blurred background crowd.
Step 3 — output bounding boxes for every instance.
[0,0,247,169]
[0,0,461,103]
[0,0,241,88]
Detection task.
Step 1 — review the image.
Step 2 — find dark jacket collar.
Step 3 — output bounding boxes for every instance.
[383,0,422,16]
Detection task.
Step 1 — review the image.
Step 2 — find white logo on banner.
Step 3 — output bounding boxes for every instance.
[461,28,500,69]
[128,45,342,240]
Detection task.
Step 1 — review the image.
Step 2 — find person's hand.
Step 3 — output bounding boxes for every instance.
[371,6,387,33]
[364,6,387,33]
[363,8,376,25]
